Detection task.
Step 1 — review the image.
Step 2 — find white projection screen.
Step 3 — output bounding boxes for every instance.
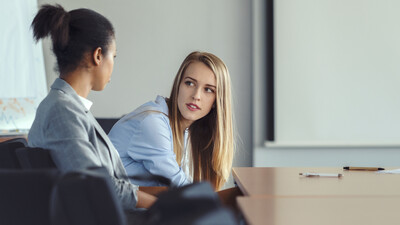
[273,0,400,146]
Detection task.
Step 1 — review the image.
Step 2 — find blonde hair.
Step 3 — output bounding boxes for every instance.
[168,51,234,190]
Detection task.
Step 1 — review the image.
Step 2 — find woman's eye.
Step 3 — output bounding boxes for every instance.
[185,81,194,86]
[205,88,215,93]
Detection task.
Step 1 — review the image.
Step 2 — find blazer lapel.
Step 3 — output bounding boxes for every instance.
[51,78,127,179]
[87,112,125,178]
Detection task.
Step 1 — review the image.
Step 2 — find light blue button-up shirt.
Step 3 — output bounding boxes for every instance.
[109,96,191,187]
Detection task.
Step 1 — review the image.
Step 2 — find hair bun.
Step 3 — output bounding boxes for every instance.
[31,4,70,49]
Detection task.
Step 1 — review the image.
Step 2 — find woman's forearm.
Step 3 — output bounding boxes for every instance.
[136,190,157,209]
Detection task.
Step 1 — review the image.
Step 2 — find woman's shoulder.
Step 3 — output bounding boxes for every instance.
[112,105,171,143]
[129,109,170,134]
[37,89,86,120]
[113,96,170,131]
[140,110,169,128]
[139,95,168,115]
[120,96,168,121]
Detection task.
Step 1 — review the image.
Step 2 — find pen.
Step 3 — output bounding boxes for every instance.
[299,173,342,178]
[343,167,385,171]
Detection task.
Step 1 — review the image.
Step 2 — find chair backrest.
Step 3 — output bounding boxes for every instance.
[2,137,28,146]
[50,167,127,225]
[16,147,57,169]
[0,169,59,225]
[0,141,25,169]
[0,167,127,225]
[95,118,120,134]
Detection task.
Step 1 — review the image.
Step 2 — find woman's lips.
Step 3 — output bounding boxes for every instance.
[186,103,200,111]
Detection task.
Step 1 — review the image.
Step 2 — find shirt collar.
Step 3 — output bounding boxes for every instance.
[78,95,93,110]
[155,95,169,115]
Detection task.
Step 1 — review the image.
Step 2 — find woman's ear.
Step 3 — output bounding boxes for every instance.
[92,47,103,66]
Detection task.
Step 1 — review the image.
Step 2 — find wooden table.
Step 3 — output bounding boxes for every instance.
[233,167,400,225]
[232,167,400,197]
[0,135,27,143]
[237,196,400,225]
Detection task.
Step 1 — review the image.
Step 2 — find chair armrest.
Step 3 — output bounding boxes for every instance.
[217,187,243,213]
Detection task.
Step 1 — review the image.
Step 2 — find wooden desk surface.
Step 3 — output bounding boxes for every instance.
[237,196,400,225]
[233,167,400,197]
[0,135,27,143]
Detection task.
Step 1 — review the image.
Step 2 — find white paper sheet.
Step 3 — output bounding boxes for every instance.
[377,169,400,174]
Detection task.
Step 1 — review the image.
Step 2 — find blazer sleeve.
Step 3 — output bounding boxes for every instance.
[127,113,190,187]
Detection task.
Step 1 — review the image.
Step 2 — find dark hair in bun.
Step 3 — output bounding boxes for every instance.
[31,4,115,74]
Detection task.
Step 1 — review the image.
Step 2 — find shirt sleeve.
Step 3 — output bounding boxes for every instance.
[32,105,138,210]
[127,113,190,187]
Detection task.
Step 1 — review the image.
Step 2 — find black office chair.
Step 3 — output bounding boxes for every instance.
[16,147,57,169]
[0,169,60,225]
[50,167,128,225]
[2,137,28,146]
[0,167,129,225]
[95,118,120,134]
[14,147,131,224]
[0,140,26,168]
[145,182,238,225]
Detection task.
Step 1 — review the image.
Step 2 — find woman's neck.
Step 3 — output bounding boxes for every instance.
[61,69,93,98]
[180,119,192,131]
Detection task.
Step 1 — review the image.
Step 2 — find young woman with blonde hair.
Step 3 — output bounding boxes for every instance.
[109,51,234,190]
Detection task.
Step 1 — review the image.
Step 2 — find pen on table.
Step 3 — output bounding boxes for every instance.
[343,167,385,171]
[299,172,343,178]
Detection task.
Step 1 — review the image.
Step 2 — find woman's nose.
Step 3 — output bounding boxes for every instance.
[192,88,201,100]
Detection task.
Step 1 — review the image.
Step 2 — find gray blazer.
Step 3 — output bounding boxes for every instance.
[28,78,138,210]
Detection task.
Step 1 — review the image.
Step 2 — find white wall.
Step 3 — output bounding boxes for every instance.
[255,146,400,167]
[254,0,400,167]
[37,0,253,185]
